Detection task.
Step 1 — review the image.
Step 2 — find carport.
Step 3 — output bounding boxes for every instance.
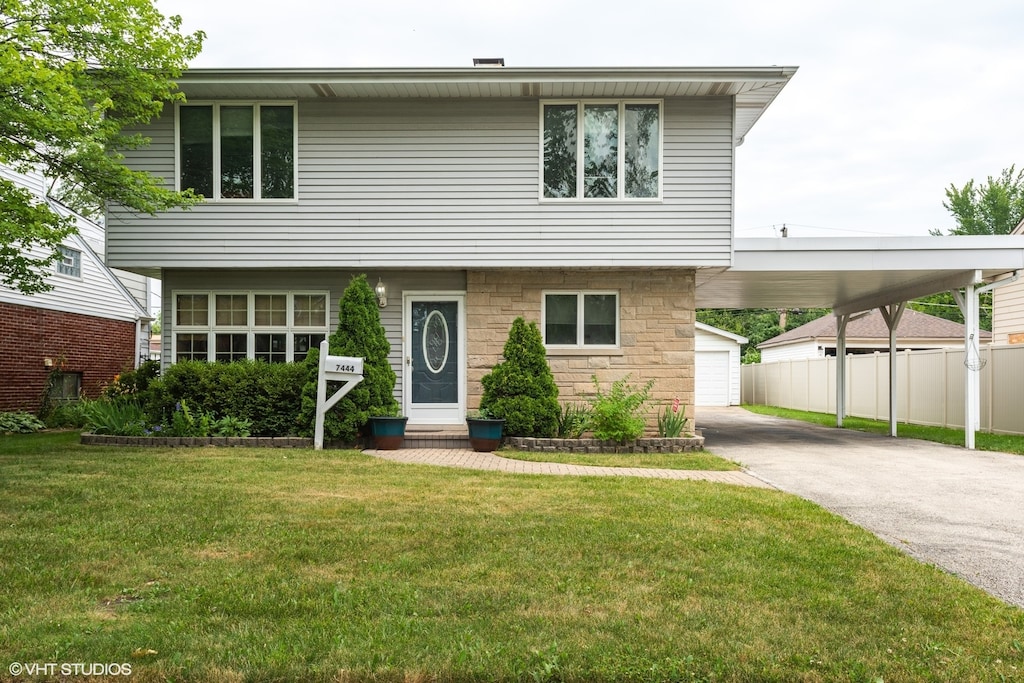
[695,235,1024,448]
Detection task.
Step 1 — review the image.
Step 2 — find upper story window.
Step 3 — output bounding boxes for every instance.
[55,245,81,278]
[543,291,619,348]
[177,103,297,200]
[542,101,661,200]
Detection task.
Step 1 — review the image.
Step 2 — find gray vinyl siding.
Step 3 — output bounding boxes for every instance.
[108,97,735,271]
[161,268,467,404]
[993,277,1024,344]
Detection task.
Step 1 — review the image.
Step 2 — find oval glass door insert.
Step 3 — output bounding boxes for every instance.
[422,310,450,374]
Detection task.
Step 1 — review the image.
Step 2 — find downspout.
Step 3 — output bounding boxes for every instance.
[954,270,1021,449]
[878,302,906,437]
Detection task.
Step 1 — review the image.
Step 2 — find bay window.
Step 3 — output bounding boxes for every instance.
[178,102,296,200]
[542,101,661,200]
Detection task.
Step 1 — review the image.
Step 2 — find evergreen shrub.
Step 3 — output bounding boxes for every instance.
[479,317,560,438]
[299,274,398,442]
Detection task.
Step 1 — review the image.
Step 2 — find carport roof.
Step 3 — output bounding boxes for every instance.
[696,235,1024,315]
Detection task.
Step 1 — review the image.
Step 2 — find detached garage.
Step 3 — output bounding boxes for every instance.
[695,322,747,406]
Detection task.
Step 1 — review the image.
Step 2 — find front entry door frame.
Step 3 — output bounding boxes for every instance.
[403,292,466,424]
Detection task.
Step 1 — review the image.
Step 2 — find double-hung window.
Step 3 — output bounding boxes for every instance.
[178,102,297,200]
[542,101,661,200]
[543,292,619,348]
[173,292,328,363]
[55,245,81,278]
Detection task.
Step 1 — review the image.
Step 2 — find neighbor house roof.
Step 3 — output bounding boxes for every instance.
[172,65,798,145]
[758,308,990,349]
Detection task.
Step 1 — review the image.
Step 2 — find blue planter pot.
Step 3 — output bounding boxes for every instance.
[368,416,408,450]
[466,418,505,452]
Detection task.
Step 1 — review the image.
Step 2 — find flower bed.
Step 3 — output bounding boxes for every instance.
[81,434,312,448]
[505,435,704,454]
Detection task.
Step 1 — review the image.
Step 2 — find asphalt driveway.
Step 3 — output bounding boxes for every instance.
[698,407,1024,609]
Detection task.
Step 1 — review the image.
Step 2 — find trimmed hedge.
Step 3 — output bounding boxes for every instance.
[146,360,310,437]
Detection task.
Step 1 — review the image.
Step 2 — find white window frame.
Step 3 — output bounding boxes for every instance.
[542,290,620,349]
[55,245,82,279]
[171,291,329,363]
[175,101,299,202]
[539,100,663,202]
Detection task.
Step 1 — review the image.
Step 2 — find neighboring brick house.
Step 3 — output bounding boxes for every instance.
[0,167,152,413]
[105,64,797,426]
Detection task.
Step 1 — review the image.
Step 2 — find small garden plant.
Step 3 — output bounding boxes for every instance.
[0,411,46,434]
[586,374,654,442]
[479,317,560,438]
[657,397,688,437]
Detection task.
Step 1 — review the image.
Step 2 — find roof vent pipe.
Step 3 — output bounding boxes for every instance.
[473,57,505,67]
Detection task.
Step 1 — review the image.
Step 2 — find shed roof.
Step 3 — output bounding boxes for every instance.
[758,308,990,349]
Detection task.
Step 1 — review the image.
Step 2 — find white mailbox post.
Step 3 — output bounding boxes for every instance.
[314,339,364,450]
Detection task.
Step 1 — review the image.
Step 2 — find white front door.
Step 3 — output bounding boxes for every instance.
[404,294,465,423]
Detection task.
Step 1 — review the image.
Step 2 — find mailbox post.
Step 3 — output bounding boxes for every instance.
[313,339,364,450]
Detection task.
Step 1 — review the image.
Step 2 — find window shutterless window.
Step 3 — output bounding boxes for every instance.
[177,103,296,200]
[55,246,81,278]
[543,292,619,348]
[173,292,327,363]
[542,101,661,200]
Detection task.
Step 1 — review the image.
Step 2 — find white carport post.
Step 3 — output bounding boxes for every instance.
[835,313,849,427]
[878,302,906,437]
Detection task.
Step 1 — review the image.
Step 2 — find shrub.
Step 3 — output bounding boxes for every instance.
[147,360,307,437]
[102,360,160,401]
[44,401,89,429]
[657,398,688,437]
[480,317,560,438]
[211,415,252,437]
[0,411,46,434]
[586,374,655,442]
[299,274,398,442]
[556,402,591,439]
[82,400,149,436]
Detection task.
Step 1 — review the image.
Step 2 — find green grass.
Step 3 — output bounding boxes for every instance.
[496,448,741,471]
[1,432,1022,682]
[743,404,1024,455]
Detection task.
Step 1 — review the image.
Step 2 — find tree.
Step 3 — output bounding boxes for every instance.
[696,308,830,363]
[480,317,560,437]
[931,165,1024,236]
[1,0,204,294]
[299,275,399,443]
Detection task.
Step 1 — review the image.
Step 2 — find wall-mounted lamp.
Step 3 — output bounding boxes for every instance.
[374,277,388,308]
[43,357,54,368]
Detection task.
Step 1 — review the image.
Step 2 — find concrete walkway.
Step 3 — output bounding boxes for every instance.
[698,407,1024,609]
[364,447,772,488]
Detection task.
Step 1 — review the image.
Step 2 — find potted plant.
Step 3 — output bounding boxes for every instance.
[466,408,505,452]
[367,411,408,450]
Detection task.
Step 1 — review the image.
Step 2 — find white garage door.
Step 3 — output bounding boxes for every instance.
[696,350,730,406]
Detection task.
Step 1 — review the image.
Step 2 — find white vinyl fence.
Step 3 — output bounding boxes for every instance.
[741,345,1024,435]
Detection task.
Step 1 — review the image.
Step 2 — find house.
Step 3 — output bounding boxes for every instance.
[992,218,1024,345]
[0,167,153,412]
[695,322,746,406]
[757,308,988,363]
[104,64,799,425]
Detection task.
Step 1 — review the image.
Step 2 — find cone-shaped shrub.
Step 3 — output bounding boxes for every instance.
[300,274,398,442]
[479,317,560,437]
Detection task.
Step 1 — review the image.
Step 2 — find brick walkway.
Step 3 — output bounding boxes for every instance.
[363,448,773,488]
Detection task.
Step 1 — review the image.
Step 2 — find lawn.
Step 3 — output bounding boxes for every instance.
[743,405,1024,455]
[495,448,741,471]
[1,432,1021,682]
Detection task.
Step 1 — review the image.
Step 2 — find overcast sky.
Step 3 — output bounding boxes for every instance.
[157,0,1024,238]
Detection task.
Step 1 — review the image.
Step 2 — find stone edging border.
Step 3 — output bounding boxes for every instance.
[505,435,705,453]
[80,433,313,448]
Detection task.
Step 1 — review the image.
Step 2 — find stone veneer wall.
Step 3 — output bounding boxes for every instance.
[466,268,696,429]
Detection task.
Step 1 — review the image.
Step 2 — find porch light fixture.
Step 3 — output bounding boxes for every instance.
[375,277,388,308]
